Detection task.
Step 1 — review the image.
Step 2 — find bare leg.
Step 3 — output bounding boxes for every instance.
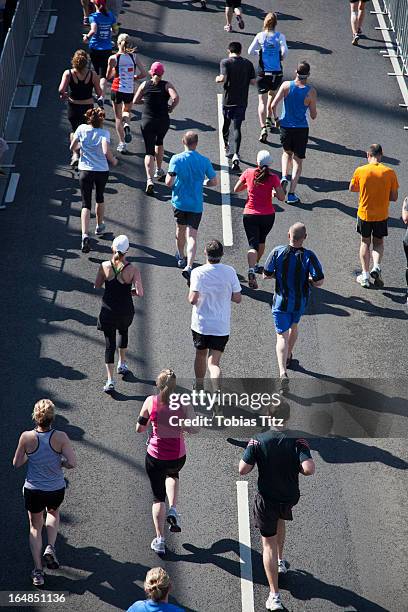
[28,511,44,570]
[257,243,265,262]
[287,324,298,357]
[152,501,166,539]
[357,0,367,31]
[282,150,293,179]
[144,154,155,180]
[208,349,222,383]
[359,237,371,273]
[118,347,127,364]
[276,330,290,377]
[350,1,359,35]
[45,509,59,547]
[155,144,164,171]
[100,77,107,98]
[258,93,267,128]
[186,226,198,269]
[194,349,208,381]
[122,103,132,130]
[277,519,286,560]
[248,248,258,268]
[176,223,187,258]
[165,476,179,508]
[105,362,114,381]
[81,0,90,18]
[225,6,233,26]
[262,535,279,594]
[95,201,105,227]
[114,103,125,144]
[290,155,303,192]
[372,237,384,267]
[81,208,91,237]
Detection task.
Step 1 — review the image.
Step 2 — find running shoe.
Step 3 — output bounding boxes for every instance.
[224,24,232,32]
[265,116,272,129]
[248,270,258,290]
[265,592,283,611]
[175,251,187,269]
[352,34,360,46]
[117,142,127,154]
[31,569,45,587]
[236,14,245,29]
[254,263,264,274]
[123,124,132,143]
[280,176,289,194]
[70,153,79,169]
[278,559,289,574]
[167,507,181,532]
[200,0,207,8]
[370,266,384,288]
[259,127,268,143]
[182,266,192,286]
[356,273,370,288]
[145,180,154,195]
[43,545,59,570]
[279,374,289,393]
[151,537,165,555]
[103,380,115,394]
[232,153,241,171]
[96,96,105,108]
[81,236,90,253]
[286,353,293,369]
[286,193,301,204]
[273,116,280,129]
[154,168,166,181]
[117,362,129,376]
[224,142,231,157]
[95,223,106,236]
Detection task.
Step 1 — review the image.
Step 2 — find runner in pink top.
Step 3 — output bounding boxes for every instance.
[136,368,197,555]
[234,150,285,289]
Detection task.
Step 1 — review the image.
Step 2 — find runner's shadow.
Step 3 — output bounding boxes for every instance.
[170,117,216,132]
[287,39,332,55]
[121,28,200,45]
[307,136,400,165]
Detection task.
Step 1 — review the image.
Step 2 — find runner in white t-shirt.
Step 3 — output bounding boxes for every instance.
[188,239,242,386]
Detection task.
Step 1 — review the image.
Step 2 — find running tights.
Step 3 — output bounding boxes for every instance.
[222,117,242,155]
[103,326,129,364]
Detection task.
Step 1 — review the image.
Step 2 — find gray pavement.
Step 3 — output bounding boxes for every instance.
[0,0,407,611]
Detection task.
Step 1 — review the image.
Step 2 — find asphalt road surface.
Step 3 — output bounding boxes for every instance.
[0,1,407,611]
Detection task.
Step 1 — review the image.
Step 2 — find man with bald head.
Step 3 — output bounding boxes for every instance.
[166,131,217,284]
[263,223,324,384]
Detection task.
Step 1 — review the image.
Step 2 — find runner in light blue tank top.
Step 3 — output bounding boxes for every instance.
[24,430,66,492]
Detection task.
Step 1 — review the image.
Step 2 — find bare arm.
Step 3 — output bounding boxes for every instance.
[106,55,117,81]
[402,196,408,223]
[310,277,324,287]
[94,264,106,289]
[233,176,247,193]
[83,21,97,43]
[135,57,147,81]
[189,290,199,305]
[12,433,28,468]
[239,459,254,475]
[133,81,146,105]
[132,266,144,297]
[231,291,242,304]
[182,403,199,434]
[58,70,70,99]
[92,71,102,98]
[205,176,218,187]
[307,87,317,120]
[268,82,288,117]
[165,174,176,187]
[215,74,225,83]
[274,185,286,202]
[102,139,118,166]
[70,136,80,153]
[136,397,152,433]
[60,433,77,469]
[300,458,315,476]
[166,82,179,112]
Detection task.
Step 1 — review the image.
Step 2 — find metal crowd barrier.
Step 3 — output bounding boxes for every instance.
[381,0,408,72]
[0,0,43,138]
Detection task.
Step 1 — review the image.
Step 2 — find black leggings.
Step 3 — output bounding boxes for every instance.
[222,116,242,155]
[98,311,134,363]
[404,229,408,287]
[79,170,109,210]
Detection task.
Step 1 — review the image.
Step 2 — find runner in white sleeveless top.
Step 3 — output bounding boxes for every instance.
[107,33,146,153]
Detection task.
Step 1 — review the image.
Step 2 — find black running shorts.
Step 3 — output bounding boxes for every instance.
[279,127,309,159]
[141,117,170,155]
[173,207,202,230]
[67,102,94,132]
[145,453,186,502]
[90,49,112,77]
[226,0,242,6]
[24,487,65,514]
[356,216,388,238]
[111,91,133,105]
[253,492,297,538]
[257,73,283,94]
[243,214,275,250]
[192,330,229,352]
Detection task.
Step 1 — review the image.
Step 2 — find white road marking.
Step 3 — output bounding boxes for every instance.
[371,0,408,114]
[4,173,20,203]
[29,85,42,108]
[47,15,58,34]
[236,481,255,612]
[217,93,233,246]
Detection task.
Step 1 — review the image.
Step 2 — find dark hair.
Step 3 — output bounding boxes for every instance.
[367,143,383,158]
[297,61,310,78]
[228,41,242,55]
[269,398,290,423]
[85,107,105,128]
[254,166,270,185]
[206,239,224,262]
[95,0,108,16]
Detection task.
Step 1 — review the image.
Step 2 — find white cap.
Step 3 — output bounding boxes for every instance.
[112,234,129,254]
[257,150,272,167]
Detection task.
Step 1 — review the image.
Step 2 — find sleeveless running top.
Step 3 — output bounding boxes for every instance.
[111,53,136,94]
[147,395,186,461]
[24,430,66,492]
[101,262,135,316]
[142,80,170,119]
[69,70,94,101]
[280,81,311,128]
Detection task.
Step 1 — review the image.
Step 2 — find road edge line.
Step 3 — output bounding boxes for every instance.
[236,480,255,612]
[217,93,233,246]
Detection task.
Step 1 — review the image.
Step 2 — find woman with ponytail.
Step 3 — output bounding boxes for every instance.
[107,34,146,153]
[94,235,143,393]
[234,150,285,289]
[126,567,184,611]
[136,369,197,555]
[70,107,118,252]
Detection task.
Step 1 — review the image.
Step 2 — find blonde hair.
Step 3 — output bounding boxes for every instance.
[263,12,277,31]
[117,33,136,54]
[156,368,176,405]
[112,249,126,263]
[71,49,89,71]
[144,567,170,602]
[32,399,55,428]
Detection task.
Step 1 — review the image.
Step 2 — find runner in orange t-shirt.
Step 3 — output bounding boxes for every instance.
[349,144,398,288]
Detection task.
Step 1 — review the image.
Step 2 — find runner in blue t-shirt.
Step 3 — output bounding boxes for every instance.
[263,222,324,384]
[83,0,117,106]
[165,131,217,284]
[126,568,184,612]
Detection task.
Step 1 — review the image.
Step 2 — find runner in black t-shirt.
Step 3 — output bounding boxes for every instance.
[239,402,315,611]
[216,41,256,171]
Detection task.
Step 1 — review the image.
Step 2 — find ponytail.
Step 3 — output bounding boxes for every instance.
[112,250,125,263]
[254,165,270,185]
[156,368,176,405]
[151,74,161,85]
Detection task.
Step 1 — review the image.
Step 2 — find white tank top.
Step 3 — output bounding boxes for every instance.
[111,52,136,94]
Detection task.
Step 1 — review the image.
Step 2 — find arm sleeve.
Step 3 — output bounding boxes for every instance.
[296,438,312,463]
[309,252,324,282]
[264,249,277,275]
[206,159,216,180]
[350,168,360,191]
[231,270,242,293]
[242,439,257,465]
[279,34,288,59]
[248,34,260,55]
[220,58,228,77]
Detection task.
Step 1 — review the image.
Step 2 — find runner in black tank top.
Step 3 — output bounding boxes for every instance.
[95,235,144,393]
[133,62,179,194]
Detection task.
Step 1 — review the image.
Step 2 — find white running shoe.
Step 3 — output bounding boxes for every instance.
[265,592,283,610]
[103,380,115,394]
[154,167,166,181]
[370,266,384,288]
[166,507,181,532]
[43,544,59,569]
[278,559,289,574]
[356,273,370,288]
[150,537,165,554]
[117,363,129,376]
[117,142,127,154]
